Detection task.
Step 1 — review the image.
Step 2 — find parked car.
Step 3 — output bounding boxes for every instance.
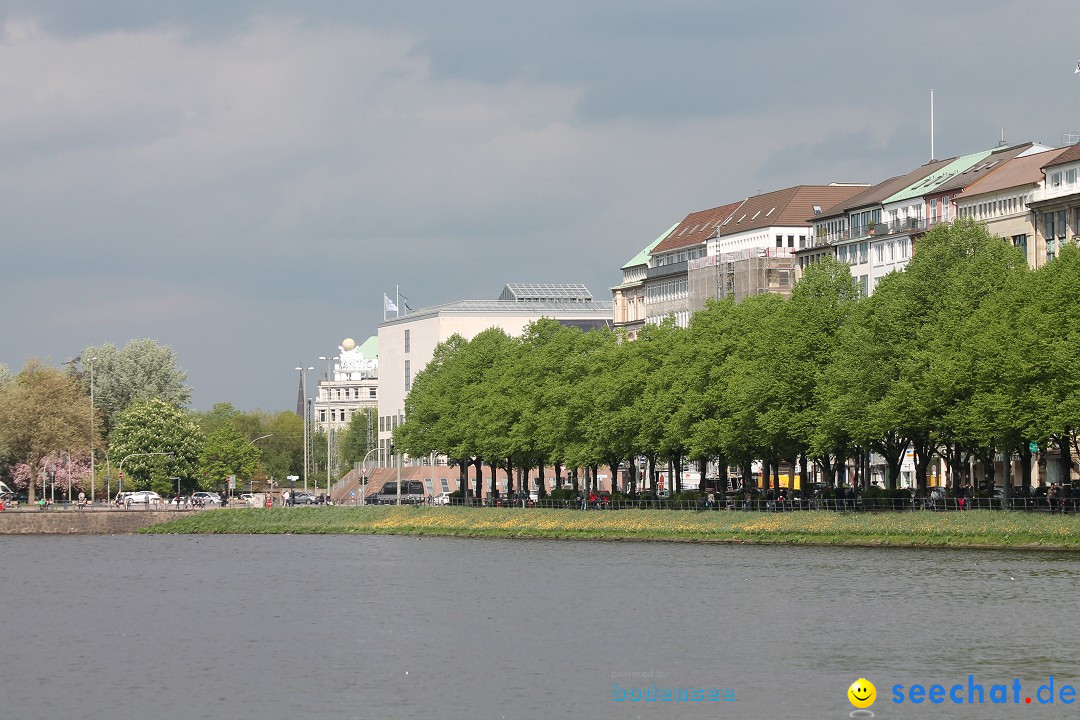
[191,491,221,506]
[375,480,426,504]
[433,492,453,505]
[290,491,317,505]
[123,490,160,507]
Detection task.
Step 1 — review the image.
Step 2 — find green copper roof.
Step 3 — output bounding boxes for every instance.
[621,223,678,270]
[883,149,993,204]
[357,335,377,358]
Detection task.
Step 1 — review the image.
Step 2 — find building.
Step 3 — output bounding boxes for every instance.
[954,145,1068,267]
[635,185,867,328]
[312,336,378,434]
[799,144,1050,293]
[1026,142,1080,266]
[376,284,613,466]
[612,224,676,340]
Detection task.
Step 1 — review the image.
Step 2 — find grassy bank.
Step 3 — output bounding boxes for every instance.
[141,506,1080,548]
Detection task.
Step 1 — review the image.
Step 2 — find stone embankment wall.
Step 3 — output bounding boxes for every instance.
[0,509,188,534]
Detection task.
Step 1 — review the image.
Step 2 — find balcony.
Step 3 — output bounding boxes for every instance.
[646,259,689,279]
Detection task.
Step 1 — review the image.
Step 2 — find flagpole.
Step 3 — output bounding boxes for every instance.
[383,293,386,323]
[396,284,400,318]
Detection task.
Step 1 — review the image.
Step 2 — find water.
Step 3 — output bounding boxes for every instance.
[2,535,1079,719]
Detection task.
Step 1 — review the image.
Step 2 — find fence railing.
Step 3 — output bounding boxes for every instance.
[356,494,1080,513]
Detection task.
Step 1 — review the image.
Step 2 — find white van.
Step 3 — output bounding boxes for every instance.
[0,480,14,495]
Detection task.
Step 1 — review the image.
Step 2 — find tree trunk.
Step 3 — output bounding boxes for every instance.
[473,458,483,503]
[717,453,728,491]
[505,459,514,496]
[1061,432,1073,492]
[538,462,547,499]
[912,437,936,492]
[488,461,499,500]
[699,457,708,491]
[555,461,563,488]
[799,452,808,491]
[458,460,468,496]
[571,467,579,493]
[762,460,771,493]
[1020,447,1033,494]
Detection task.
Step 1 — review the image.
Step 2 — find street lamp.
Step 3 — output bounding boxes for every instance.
[249,434,272,495]
[88,356,98,504]
[389,442,401,506]
[318,355,338,500]
[358,447,378,505]
[118,452,174,501]
[295,366,313,493]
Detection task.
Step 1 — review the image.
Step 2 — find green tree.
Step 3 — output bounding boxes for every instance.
[0,359,92,503]
[109,397,203,496]
[340,408,376,468]
[80,339,192,433]
[199,424,258,493]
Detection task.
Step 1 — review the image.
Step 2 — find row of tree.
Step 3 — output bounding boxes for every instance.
[396,219,1080,497]
[0,340,377,501]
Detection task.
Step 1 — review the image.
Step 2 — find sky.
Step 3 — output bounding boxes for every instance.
[2,0,1079,411]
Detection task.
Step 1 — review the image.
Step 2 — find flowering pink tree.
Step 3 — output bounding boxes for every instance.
[11,453,91,498]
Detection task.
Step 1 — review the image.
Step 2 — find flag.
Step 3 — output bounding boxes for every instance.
[384,294,398,313]
[399,291,413,312]
[1075,60,1080,74]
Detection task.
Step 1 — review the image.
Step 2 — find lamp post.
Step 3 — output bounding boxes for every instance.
[249,434,272,496]
[295,367,313,493]
[118,452,174,500]
[88,356,97,504]
[169,476,181,502]
[390,442,401,506]
[318,355,338,500]
[358,447,378,505]
[59,450,71,506]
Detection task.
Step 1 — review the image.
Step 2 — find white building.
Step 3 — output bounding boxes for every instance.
[312,336,378,433]
[376,284,613,466]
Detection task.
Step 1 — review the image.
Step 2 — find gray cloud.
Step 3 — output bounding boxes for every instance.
[2,0,1079,410]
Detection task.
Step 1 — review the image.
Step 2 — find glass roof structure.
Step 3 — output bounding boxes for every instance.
[499,283,592,302]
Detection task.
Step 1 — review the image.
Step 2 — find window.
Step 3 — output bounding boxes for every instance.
[776,235,783,248]
[1013,234,1028,263]
[1048,238,1057,264]
[874,244,884,264]
[1045,212,1055,241]
[859,242,868,264]
[404,329,411,353]
[320,410,327,422]
[1068,169,1078,186]
[858,275,869,297]
[405,360,411,392]
[787,235,795,248]
[1058,210,1067,238]
[440,479,450,493]
[379,415,385,432]
[1052,172,1062,187]
[799,234,806,249]
[369,388,377,399]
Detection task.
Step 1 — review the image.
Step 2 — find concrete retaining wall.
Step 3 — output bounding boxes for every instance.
[0,509,191,534]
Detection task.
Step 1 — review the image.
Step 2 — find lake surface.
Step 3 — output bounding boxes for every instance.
[2,535,1079,719]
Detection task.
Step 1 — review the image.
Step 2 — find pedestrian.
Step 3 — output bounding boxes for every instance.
[282,489,290,507]
[707,489,716,510]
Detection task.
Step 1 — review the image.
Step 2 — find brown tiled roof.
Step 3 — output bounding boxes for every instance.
[1043,142,1080,169]
[954,146,1070,200]
[814,159,956,220]
[651,200,744,254]
[715,184,866,237]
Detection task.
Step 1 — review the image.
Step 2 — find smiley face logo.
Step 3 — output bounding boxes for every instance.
[847,678,876,709]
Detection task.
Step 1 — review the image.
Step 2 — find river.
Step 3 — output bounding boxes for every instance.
[2,535,1078,719]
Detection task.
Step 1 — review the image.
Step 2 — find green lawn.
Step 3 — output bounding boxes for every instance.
[141,506,1080,548]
